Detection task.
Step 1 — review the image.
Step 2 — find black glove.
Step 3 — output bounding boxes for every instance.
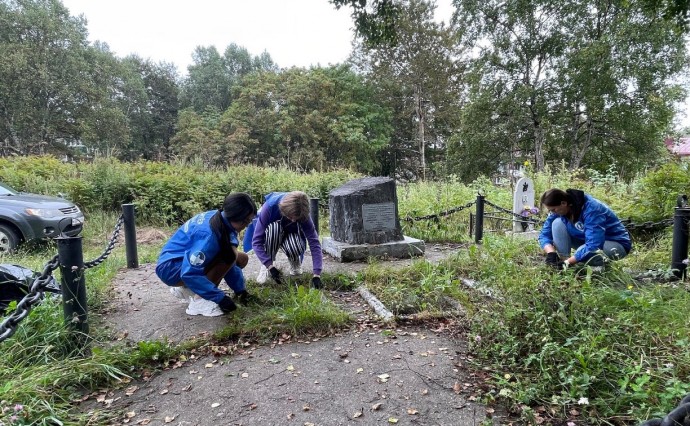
[545,252,560,268]
[235,290,255,306]
[269,267,283,284]
[311,276,323,290]
[218,296,237,313]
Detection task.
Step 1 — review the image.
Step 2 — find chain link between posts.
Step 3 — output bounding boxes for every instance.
[401,201,477,222]
[84,214,124,269]
[0,255,59,342]
[0,213,125,343]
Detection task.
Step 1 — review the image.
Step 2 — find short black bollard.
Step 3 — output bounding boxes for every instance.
[122,204,139,269]
[475,194,485,244]
[670,200,690,279]
[57,235,89,345]
[310,198,319,233]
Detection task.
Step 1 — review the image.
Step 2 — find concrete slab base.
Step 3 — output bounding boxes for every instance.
[322,236,425,262]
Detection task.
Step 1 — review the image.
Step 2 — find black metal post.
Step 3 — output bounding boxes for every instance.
[310,198,319,233]
[122,204,139,269]
[57,235,89,342]
[475,194,485,244]
[671,205,690,279]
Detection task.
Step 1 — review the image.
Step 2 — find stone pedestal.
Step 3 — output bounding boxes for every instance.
[322,236,425,262]
[324,176,425,262]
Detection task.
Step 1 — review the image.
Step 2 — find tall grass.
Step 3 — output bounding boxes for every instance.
[2,158,689,424]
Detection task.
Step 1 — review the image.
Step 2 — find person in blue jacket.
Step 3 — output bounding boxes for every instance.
[243,191,323,289]
[156,192,257,317]
[539,188,632,270]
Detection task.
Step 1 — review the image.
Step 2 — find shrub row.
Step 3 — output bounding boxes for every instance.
[0,157,360,225]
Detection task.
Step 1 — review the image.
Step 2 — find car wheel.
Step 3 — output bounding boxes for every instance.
[0,224,20,253]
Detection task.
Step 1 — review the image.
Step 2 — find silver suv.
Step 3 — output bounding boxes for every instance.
[0,182,84,253]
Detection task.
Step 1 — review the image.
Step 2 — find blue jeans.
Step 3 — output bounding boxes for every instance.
[551,220,627,266]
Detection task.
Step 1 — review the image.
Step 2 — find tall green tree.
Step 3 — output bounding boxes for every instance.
[118,56,179,160]
[179,43,277,114]
[0,0,96,155]
[452,0,687,179]
[172,65,392,173]
[351,0,465,180]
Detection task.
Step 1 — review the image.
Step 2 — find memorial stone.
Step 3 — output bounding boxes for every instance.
[329,177,403,244]
[322,177,424,262]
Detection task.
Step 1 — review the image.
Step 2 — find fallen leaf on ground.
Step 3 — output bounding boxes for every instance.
[125,411,136,418]
[371,403,383,411]
[303,405,311,411]
[241,373,249,378]
[125,386,139,396]
[353,409,363,418]
[377,373,390,383]
[388,418,398,423]
[453,382,462,394]
[211,402,220,408]
[136,419,150,425]
[287,365,295,371]
[421,389,429,395]
[205,363,214,368]
[159,389,168,395]
[356,368,364,374]
[407,408,418,415]
[164,415,176,423]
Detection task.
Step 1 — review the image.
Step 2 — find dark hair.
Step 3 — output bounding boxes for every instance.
[222,192,257,222]
[209,193,257,264]
[540,188,570,207]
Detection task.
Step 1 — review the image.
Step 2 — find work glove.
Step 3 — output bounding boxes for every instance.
[235,290,255,306]
[218,295,237,313]
[545,252,560,268]
[269,267,284,284]
[311,276,323,290]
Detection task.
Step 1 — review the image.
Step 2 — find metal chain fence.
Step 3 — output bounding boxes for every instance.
[483,199,543,224]
[84,214,124,269]
[401,201,477,222]
[0,214,125,343]
[0,255,59,342]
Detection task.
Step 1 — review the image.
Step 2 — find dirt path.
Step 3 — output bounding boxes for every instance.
[82,244,503,425]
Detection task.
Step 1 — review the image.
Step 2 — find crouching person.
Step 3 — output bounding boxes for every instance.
[539,188,632,270]
[243,191,323,289]
[156,192,257,317]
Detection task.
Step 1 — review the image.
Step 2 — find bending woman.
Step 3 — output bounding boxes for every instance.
[243,191,323,289]
[539,188,632,269]
[156,192,257,317]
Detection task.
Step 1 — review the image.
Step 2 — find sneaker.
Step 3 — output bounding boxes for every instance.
[289,260,303,276]
[185,298,224,317]
[257,265,269,284]
[170,286,195,303]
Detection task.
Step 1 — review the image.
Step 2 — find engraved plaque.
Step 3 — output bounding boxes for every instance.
[362,202,396,231]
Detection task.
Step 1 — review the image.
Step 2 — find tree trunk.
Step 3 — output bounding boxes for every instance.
[415,85,426,180]
[0,103,22,155]
[569,116,593,170]
[529,100,545,171]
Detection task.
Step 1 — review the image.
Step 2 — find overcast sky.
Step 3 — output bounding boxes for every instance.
[61,0,454,74]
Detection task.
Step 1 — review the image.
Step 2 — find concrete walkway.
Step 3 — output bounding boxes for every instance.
[82,245,503,425]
